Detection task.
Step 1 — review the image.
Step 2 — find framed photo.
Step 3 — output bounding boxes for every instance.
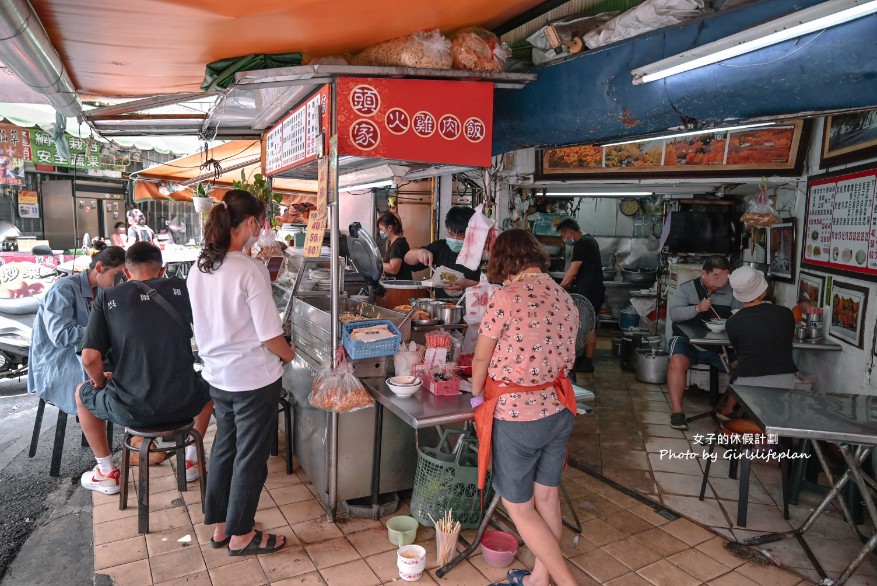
[766,222,795,282]
[821,109,877,168]
[538,120,807,179]
[828,280,869,348]
[798,272,825,307]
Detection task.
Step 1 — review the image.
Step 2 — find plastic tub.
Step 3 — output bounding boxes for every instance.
[480,530,518,567]
[386,515,419,546]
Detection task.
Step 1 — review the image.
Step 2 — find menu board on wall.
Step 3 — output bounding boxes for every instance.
[802,163,877,280]
[263,84,330,176]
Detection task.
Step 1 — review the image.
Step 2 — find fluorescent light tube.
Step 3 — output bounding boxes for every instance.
[341,179,395,191]
[545,191,653,197]
[603,122,775,147]
[632,0,877,84]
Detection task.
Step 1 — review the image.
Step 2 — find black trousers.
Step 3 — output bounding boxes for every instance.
[203,378,281,536]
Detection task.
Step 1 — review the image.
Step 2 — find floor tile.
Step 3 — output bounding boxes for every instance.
[707,570,761,586]
[662,495,731,528]
[570,547,631,582]
[630,527,689,558]
[426,559,486,585]
[264,471,303,490]
[734,562,804,586]
[257,545,317,582]
[663,518,716,546]
[319,558,380,586]
[695,537,747,569]
[654,471,709,498]
[93,500,141,524]
[253,507,290,532]
[280,500,327,525]
[649,452,704,476]
[636,559,701,586]
[627,503,673,526]
[207,558,268,586]
[667,548,730,581]
[603,509,659,537]
[269,571,327,585]
[94,518,143,546]
[93,558,152,586]
[364,548,403,583]
[304,537,360,570]
[601,537,664,570]
[154,570,212,586]
[580,518,625,546]
[148,507,195,532]
[94,535,148,571]
[290,518,344,544]
[606,572,655,586]
[270,483,315,507]
[346,528,397,557]
[144,524,198,557]
[709,476,775,505]
[334,516,384,535]
[148,547,208,584]
[719,500,793,532]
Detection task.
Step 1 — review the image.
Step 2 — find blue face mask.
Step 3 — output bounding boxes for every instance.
[378,231,387,240]
[564,239,576,246]
[446,238,464,253]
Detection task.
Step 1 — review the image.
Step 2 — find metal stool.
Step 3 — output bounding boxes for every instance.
[120,420,206,533]
[271,388,294,474]
[29,398,112,477]
[699,419,790,527]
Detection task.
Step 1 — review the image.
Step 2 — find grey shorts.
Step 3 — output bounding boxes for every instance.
[491,409,575,504]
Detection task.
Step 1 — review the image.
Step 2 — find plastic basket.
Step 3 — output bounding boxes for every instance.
[423,373,461,396]
[410,429,491,529]
[341,319,402,360]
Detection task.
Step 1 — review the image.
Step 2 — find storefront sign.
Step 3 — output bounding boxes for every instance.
[264,85,330,176]
[0,255,70,298]
[18,190,39,216]
[802,163,877,280]
[336,77,493,167]
[0,123,29,185]
[303,154,330,258]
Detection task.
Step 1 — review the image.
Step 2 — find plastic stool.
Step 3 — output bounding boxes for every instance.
[120,420,206,533]
[699,419,789,527]
[270,388,294,474]
[29,398,112,477]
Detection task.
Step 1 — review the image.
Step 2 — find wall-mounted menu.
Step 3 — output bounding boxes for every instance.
[263,84,330,176]
[802,164,877,280]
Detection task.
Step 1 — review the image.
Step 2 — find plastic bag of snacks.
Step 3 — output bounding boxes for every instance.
[741,179,780,228]
[450,27,510,72]
[252,227,282,260]
[309,347,374,413]
[350,29,453,69]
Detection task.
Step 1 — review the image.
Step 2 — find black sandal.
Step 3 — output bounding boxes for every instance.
[227,530,285,556]
[209,536,231,549]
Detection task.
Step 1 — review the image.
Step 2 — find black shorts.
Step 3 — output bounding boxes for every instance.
[78,379,210,428]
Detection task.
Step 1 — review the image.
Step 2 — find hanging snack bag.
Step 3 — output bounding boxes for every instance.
[350,29,453,69]
[741,180,780,228]
[449,27,510,72]
[310,347,374,413]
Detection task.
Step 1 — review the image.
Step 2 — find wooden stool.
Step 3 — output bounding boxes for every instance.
[29,398,112,477]
[120,420,206,533]
[271,388,294,474]
[699,419,789,527]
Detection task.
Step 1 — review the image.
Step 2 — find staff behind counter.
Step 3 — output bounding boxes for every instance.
[404,206,481,297]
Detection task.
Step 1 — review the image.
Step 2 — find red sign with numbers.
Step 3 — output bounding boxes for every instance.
[336,77,493,167]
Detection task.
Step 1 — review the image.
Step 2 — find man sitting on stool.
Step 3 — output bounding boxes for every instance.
[666,256,742,430]
[76,242,213,495]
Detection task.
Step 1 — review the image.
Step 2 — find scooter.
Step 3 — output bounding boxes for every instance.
[0,296,37,379]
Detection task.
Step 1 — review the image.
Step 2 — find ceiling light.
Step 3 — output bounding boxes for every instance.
[341,179,395,191]
[545,191,654,197]
[631,0,877,84]
[603,122,775,147]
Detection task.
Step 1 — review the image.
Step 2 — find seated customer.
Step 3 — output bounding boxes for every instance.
[666,255,742,430]
[721,266,797,417]
[76,242,213,495]
[404,206,481,297]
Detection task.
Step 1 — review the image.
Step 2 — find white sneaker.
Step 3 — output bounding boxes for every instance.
[81,465,121,495]
[185,460,201,482]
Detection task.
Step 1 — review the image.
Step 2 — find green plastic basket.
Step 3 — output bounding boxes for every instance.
[410,429,492,529]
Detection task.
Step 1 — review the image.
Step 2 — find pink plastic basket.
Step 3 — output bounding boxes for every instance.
[422,373,460,396]
[480,530,518,567]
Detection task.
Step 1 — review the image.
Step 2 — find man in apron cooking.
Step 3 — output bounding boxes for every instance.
[666,256,742,430]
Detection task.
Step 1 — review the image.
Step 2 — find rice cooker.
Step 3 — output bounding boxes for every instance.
[621,330,662,372]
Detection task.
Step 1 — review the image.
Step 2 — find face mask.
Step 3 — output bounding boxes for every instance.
[378,231,387,240]
[245,219,259,248]
[446,238,464,253]
[564,239,576,246]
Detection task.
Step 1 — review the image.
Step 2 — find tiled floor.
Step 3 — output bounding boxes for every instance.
[88,338,871,585]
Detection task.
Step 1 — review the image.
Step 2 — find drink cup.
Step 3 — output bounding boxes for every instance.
[397,544,426,581]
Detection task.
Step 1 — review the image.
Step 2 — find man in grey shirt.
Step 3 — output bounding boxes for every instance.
[666,256,742,430]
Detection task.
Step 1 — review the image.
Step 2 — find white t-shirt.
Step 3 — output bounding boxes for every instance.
[187,252,284,391]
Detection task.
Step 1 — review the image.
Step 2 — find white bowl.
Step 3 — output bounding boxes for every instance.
[705,321,726,332]
[387,376,422,397]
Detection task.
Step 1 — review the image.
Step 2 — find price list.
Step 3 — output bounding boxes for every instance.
[803,166,877,279]
[264,85,329,176]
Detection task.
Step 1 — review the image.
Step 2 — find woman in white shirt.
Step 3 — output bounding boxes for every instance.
[188,190,295,556]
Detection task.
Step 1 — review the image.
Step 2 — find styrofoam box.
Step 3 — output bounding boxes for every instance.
[686,364,730,391]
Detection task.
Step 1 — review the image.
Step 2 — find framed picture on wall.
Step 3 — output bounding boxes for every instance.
[828,280,869,348]
[798,272,825,307]
[821,109,877,168]
[766,222,795,282]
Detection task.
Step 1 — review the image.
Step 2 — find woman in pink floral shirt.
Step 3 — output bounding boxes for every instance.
[472,229,578,586]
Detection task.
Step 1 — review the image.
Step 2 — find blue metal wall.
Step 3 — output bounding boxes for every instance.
[493,0,877,153]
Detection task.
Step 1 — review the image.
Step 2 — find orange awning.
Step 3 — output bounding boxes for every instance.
[30,0,543,97]
[133,140,317,202]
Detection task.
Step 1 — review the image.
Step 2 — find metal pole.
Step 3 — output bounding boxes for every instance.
[326,82,340,523]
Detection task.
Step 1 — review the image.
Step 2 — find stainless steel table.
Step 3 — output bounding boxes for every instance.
[362,377,593,577]
[730,384,877,585]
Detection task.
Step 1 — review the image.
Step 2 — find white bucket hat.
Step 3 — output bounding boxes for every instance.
[729,266,768,303]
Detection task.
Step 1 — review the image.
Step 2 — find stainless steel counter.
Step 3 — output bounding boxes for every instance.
[675,319,842,351]
[362,378,475,429]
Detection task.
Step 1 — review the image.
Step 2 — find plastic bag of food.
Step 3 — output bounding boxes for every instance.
[450,27,509,72]
[253,227,282,260]
[310,348,374,413]
[741,180,780,228]
[350,29,453,69]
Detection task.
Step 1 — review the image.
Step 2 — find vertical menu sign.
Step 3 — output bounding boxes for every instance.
[263,84,330,176]
[802,165,877,279]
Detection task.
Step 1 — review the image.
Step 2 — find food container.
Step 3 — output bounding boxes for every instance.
[621,330,661,372]
[386,515,419,546]
[636,349,670,384]
[410,298,435,314]
[480,531,518,568]
[387,376,422,397]
[705,319,726,332]
[435,303,463,324]
[423,373,461,396]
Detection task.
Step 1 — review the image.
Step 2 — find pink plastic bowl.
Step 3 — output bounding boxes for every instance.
[480,530,518,568]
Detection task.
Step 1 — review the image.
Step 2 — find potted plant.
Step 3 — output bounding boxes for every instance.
[192,182,215,213]
[232,171,283,227]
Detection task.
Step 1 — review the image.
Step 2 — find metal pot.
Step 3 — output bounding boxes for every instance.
[602,266,616,280]
[409,298,434,314]
[620,330,661,371]
[435,303,463,324]
[636,349,670,384]
[621,267,657,284]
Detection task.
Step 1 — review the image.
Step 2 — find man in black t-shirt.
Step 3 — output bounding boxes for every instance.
[404,206,481,298]
[557,219,605,373]
[75,242,212,495]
